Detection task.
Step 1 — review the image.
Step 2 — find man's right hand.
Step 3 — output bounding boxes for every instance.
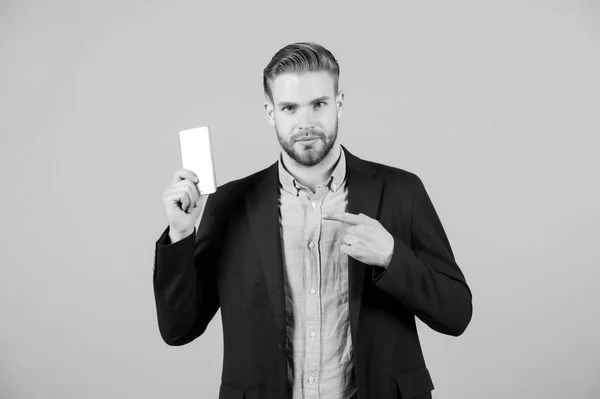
[163,169,207,243]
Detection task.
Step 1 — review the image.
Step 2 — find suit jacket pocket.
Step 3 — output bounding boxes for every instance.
[219,381,245,399]
[394,365,435,398]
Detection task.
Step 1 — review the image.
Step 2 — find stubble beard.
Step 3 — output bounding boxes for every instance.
[276,119,338,167]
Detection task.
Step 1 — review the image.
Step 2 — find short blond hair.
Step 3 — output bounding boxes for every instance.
[263,42,340,103]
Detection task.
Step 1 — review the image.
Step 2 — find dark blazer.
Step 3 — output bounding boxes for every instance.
[153,145,473,399]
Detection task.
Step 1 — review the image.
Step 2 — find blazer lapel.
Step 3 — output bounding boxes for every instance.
[342,145,384,344]
[244,162,287,340]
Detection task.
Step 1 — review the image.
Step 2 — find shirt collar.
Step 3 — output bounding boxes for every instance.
[278,146,347,196]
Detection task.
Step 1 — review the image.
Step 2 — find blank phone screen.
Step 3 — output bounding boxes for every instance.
[178,126,217,195]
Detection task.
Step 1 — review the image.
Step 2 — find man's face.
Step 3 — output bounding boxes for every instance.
[265,71,344,166]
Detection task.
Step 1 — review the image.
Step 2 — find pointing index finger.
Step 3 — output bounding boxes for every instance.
[322,211,362,225]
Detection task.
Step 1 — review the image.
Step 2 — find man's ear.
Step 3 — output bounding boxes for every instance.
[264,101,275,126]
[336,90,345,119]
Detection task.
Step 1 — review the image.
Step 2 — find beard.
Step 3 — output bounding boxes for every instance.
[276,119,338,167]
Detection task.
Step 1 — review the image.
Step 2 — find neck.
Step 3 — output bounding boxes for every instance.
[281,143,342,193]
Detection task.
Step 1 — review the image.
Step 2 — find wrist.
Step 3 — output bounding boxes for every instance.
[382,238,395,268]
[168,227,194,244]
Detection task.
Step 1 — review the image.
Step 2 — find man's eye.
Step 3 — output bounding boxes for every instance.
[282,106,293,111]
[316,102,326,108]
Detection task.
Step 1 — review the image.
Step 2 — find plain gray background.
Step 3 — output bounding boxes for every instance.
[1,1,599,398]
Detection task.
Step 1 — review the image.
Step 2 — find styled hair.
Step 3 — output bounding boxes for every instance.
[263,42,340,103]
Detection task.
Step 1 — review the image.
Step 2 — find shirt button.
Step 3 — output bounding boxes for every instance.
[308,376,315,383]
[309,288,316,295]
[308,242,315,249]
[331,183,337,190]
[311,201,317,208]
[310,331,316,338]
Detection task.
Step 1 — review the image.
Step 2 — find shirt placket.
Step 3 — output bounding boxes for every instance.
[300,185,328,399]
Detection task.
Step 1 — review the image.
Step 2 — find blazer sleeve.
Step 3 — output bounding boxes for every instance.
[373,176,473,336]
[153,193,221,346]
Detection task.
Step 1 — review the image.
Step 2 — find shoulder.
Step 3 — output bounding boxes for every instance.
[344,146,422,187]
[370,161,427,204]
[369,160,420,183]
[353,152,425,193]
[209,162,276,208]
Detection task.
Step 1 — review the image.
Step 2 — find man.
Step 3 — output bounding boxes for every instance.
[154,42,472,399]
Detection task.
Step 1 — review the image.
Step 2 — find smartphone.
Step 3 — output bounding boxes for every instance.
[178,126,217,195]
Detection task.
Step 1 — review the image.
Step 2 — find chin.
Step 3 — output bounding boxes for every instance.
[293,147,328,166]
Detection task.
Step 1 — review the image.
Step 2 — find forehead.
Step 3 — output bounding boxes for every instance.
[270,71,336,102]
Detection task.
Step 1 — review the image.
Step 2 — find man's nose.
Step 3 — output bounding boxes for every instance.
[297,107,316,128]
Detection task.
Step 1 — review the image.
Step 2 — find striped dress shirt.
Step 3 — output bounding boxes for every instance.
[277,147,358,399]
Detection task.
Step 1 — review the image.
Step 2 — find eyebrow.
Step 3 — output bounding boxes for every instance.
[277,96,331,108]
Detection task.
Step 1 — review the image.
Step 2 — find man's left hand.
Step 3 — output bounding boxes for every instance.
[322,211,394,268]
